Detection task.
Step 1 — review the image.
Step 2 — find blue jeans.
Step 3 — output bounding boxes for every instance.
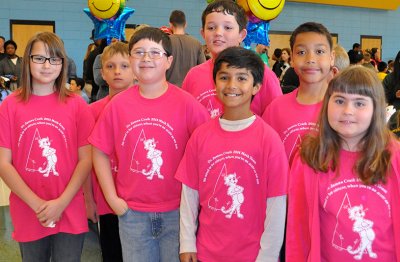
[19,232,85,262]
[118,209,180,262]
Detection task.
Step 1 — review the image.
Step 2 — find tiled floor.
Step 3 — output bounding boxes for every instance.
[0,206,102,262]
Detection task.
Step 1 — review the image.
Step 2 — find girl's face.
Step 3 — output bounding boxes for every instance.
[30,41,62,94]
[281,50,290,62]
[327,92,374,151]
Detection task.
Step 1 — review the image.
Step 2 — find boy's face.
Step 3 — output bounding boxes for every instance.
[129,39,172,85]
[291,32,334,87]
[201,12,247,59]
[69,80,79,92]
[101,53,134,91]
[215,62,260,115]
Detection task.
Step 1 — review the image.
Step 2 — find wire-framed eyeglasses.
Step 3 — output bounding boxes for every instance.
[130,50,168,60]
[30,55,63,65]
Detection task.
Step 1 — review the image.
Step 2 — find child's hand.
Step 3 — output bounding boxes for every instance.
[180,252,198,262]
[36,198,67,227]
[110,197,128,216]
[85,198,99,223]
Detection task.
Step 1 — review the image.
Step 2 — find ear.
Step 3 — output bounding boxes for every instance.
[238,29,247,43]
[252,82,261,96]
[330,49,335,67]
[165,55,174,70]
[200,28,205,41]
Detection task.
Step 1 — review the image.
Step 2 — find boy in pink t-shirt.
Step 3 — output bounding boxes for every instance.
[89,27,208,262]
[182,0,282,118]
[84,42,134,262]
[176,47,288,262]
[262,22,335,163]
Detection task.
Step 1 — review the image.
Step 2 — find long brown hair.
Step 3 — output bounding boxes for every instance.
[18,32,71,102]
[300,66,392,185]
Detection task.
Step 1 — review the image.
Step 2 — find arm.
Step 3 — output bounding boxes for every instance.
[0,147,44,212]
[256,195,287,262]
[36,145,92,226]
[179,184,199,262]
[92,147,127,215]
[82,174,99,223]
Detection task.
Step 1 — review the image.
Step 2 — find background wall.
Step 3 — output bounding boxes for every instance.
[0,0,399,77]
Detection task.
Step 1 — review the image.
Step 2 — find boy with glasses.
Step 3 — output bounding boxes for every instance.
[89,27,208,262]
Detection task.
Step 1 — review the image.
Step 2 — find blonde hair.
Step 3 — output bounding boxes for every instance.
[101,42,129,65]
[300,66,392,185]
[18,32,70,102]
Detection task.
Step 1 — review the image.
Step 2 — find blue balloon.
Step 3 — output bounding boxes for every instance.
[243,21,270,49]
[84,7,135,44]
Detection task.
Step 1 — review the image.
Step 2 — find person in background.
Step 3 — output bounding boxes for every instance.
[0,40,22,90]
[377,61,388,81]
[370,47,381,68]
[0,36,6,61]
[271,48,283,78]
[255,43,269,65]
[69,77,90,103]
[388,60,394,74]
[166,10,206,87]
[327,44,350,82]
[383,51,400,110]
[347,42,361,65]
[362,52,377,71]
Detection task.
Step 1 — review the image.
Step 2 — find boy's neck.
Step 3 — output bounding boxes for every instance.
[296,82,329,105]
[109,87,129,98]
[221,108,253,121]
[139,81,169,99]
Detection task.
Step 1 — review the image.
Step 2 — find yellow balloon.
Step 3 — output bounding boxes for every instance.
[237,0,250,13]
[88,0,125,19]
[247,0,285,21]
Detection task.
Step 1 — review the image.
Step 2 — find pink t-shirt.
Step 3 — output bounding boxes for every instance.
[89,96,115,215]
[176,117,288,262]
[0,92,94,242]
[182,59,282,118]
[262,90,322,163]
[89,84,209,212]
[319,150,395,261]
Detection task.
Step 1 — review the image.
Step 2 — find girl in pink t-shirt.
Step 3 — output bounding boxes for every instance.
[287,66,400,262]
[0,32,94,261]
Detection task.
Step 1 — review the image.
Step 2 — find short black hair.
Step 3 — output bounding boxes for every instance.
[129,27,172,57]
[70,77,85,90]
[169,10,186,27]
[353,43,360,49]
[213,46,264,86]
[377,61,387,72]
[0,36,5,41]
[201,0,247,31]
[273,48,282,58]
[290,22,332,51]
[4,40,17,50]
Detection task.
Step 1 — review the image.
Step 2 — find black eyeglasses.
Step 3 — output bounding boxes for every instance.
[130,50,168,60]
[30,55,63,65]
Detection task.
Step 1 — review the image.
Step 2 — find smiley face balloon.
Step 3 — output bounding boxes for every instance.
[88,0,125,19]
[247,0,285,21]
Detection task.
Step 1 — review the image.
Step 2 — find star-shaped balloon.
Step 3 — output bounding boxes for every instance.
[84,7,134,44]
[242,21,270,49]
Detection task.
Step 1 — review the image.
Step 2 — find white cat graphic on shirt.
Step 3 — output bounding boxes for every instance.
[141,138,164,180]
[38,137,59,177]
[221,173,244,219]
[347,205,377,260]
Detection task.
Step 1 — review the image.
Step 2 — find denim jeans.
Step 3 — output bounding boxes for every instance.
[118,209,180,262]
[19,232,85,262]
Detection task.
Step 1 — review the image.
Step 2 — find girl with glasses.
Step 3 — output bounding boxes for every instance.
[0,31,94,261]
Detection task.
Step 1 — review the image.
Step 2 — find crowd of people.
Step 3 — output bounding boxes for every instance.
[1,0,400,262]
